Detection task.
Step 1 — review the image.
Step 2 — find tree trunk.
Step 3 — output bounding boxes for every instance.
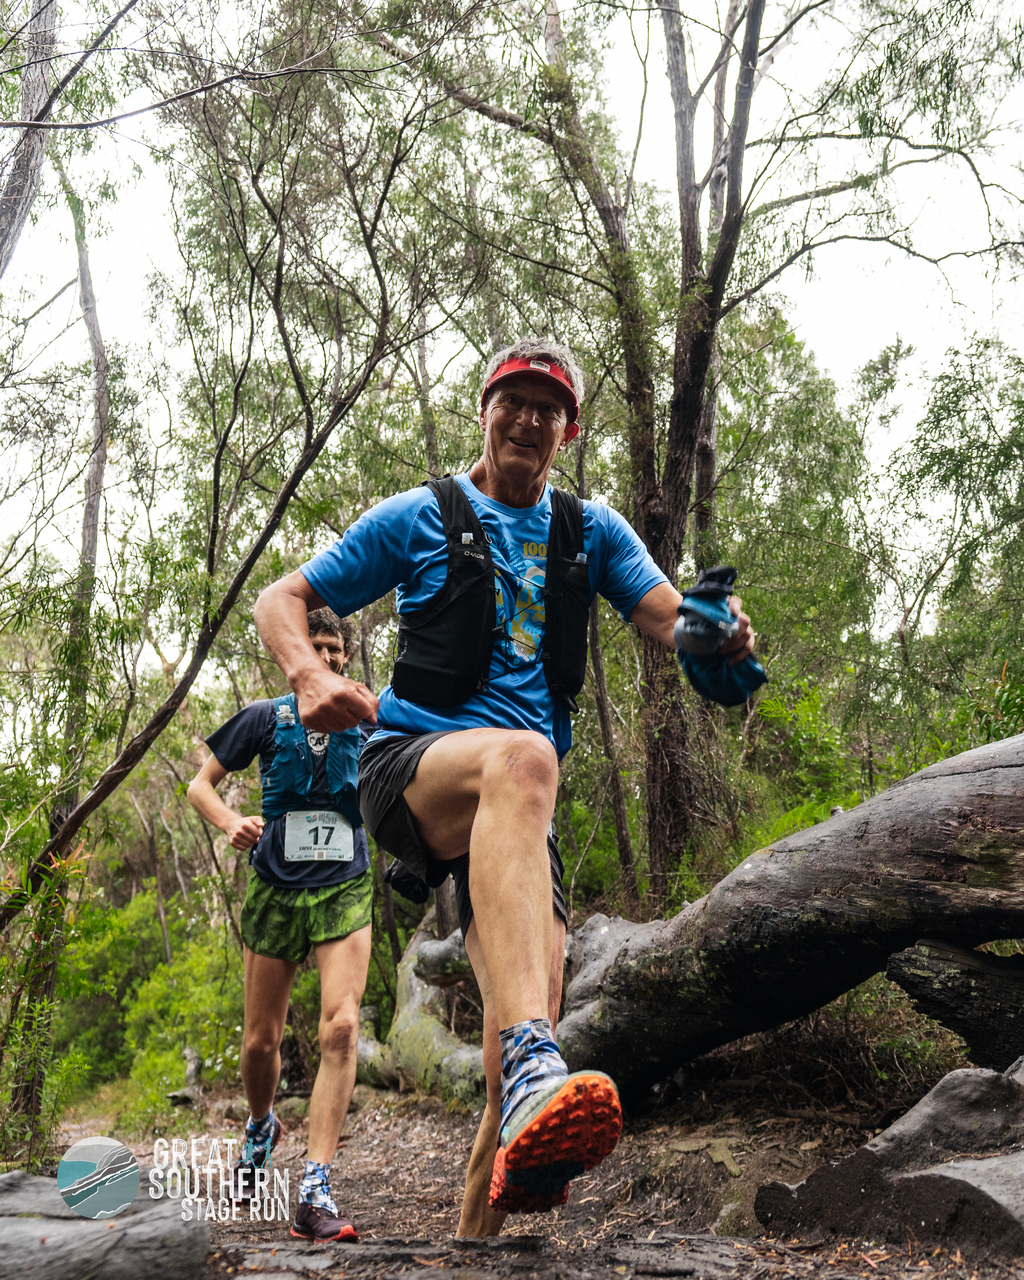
[692,356,719,571]
[577,429,640,916]
[376,845,403,967]
[385,911,484,1105]
[557,734,1024,1099]
[51,154,110,830]
[9,155,110,1126]
[0,0,56,279]
[887,939,1024,1070]
[640,636,693,905]
[433,878,459,1025]
[588,601,639,914]
[153,838,173,967]
[415,305,439,476]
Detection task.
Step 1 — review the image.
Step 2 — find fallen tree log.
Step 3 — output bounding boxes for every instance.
[383,910,485,1106]
[886,938,1024,1070]
[0,1169,208,1279]
[559,735,1024,1097]
[413,929,473,987]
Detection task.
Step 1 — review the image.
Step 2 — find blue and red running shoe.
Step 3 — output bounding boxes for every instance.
[488,1071,622,1212]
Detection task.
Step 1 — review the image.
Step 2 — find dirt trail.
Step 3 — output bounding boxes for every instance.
[201,1089,1010,1279]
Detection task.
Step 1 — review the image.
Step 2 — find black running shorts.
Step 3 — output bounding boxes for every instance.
[358,728,566,939]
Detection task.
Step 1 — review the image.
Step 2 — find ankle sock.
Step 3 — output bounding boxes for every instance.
[299,1160,337,1213]
[498,1018,568,1140]
[243,1108,276,1164]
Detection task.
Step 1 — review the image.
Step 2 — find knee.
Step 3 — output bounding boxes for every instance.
[243,1028,281,1061]
[483,732,558,799]
[319,1007,359,1057]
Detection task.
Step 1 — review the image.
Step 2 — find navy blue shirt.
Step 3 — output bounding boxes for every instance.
[205,700,371,890]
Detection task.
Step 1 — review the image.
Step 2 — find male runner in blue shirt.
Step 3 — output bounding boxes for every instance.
[253,339,755,1224]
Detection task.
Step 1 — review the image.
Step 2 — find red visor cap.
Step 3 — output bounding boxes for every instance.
[480,357,580,442]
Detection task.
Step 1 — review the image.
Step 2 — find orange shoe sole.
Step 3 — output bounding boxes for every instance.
[504,1072,622,1172]
[488,1146,571,1213]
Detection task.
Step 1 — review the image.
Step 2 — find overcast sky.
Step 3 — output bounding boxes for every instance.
[5,1,1021,460]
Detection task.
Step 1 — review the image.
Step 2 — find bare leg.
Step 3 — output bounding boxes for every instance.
[241,946,297,1118]
[457,914,567,1237]
[403,728,559,1029]
[307,925,372,1164]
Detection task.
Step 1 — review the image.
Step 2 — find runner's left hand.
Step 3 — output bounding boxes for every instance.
[721,595,756,666]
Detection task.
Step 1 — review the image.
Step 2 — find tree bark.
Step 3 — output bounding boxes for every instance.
[376,845,403,967]
[588,601,639,914]
[578,415,640,915]
[415,304,438,476]
[557,734,1024,1098]
[0,1169,210,1276]
[50,155,109,828]
[385,911,484,1105]
[0,0,56,279]
[9,155,110,1124]
[433,878,459,1025]
[640,636,693,905]
[887,939,1024,1071]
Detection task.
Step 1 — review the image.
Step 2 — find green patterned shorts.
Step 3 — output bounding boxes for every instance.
[240,868,373,965]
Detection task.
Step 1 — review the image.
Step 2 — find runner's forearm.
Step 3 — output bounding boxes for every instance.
[255,573,379,731]
[186,775,244,837]
[254,571,326,688]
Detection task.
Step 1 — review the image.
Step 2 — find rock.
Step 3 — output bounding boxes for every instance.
[165,1085,203,1107]
[276,1095,309,1120]
[348,1084,376,1113]
[222,1098,248,1122]
[755,1066,1024,1255]
[0,1169,208,1279]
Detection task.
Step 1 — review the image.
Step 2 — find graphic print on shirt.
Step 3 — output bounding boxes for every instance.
[491,533,546,668]
[306,730,328,756]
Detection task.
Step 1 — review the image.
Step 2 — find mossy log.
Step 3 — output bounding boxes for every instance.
[559,735,1024,1097]
[413,929,473,987]
[886,939,1024,1070]
[384,911,485,1106]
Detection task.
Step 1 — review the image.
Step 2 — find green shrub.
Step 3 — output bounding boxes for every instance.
[53,889,191,1085]
[123,928,244,1084]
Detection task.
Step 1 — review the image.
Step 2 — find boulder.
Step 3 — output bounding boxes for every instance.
[755,1065,1024,1255]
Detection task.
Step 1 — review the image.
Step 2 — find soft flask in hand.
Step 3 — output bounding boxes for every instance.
[675,565,768,707]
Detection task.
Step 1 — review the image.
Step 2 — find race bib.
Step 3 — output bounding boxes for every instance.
[283,809,354,862]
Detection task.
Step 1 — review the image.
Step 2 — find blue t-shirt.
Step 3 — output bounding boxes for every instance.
[302,474,667,758]
[205,700,371,890]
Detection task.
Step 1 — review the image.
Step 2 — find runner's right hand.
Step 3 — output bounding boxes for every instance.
[226,814,264,850]
[293,665,379,732]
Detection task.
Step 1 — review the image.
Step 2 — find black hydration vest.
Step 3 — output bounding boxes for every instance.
[390,476,591,712]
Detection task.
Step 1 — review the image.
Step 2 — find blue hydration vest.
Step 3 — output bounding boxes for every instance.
[260,693,362,828]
